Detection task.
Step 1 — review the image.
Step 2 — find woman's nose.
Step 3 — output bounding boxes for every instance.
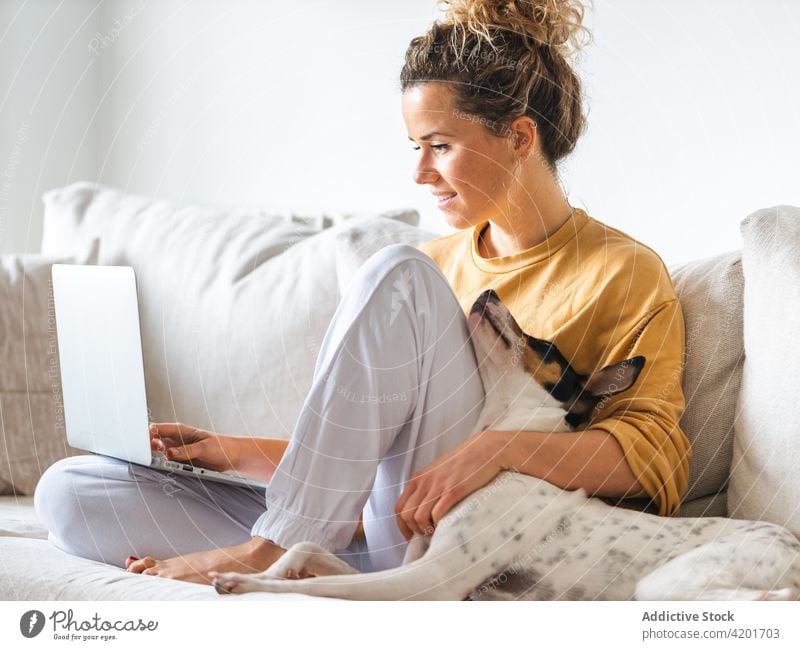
[412,149,439,185]
[413,161,439,185]
[414,169,438,185]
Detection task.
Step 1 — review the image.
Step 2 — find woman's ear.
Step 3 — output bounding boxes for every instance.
[507,116,538,160]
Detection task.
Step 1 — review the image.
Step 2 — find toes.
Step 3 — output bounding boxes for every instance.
[127,556,157,574]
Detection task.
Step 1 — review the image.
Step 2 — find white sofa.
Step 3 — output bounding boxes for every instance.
[1,182,796,600]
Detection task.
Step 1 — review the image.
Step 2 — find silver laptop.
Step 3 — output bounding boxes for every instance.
[50,263,267,490]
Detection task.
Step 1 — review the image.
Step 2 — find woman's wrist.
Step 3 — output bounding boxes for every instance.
[228,436,288,482]
[480,429,513,473]
[480,428,514,473]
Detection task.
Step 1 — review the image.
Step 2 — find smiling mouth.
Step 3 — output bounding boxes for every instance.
[436,193,456,206]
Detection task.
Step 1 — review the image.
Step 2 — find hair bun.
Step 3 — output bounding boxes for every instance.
[437,0,591,59]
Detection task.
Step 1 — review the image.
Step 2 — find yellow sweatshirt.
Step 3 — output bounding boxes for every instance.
[418,207,691,517]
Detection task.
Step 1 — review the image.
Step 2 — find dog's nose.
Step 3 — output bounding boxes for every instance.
[470,289,499,314]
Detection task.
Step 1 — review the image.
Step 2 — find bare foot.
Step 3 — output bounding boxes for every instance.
[125,536,285,586]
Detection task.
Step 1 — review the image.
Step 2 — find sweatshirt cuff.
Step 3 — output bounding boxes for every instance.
[591,416,689,517]
[250,507,352,552]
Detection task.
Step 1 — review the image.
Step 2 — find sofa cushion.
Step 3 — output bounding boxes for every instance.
[0,240,100,495]
[728,205,800,535]
[668,251,744,506]
[0,536,314,600]
[0,496,47,539]
[38,183,425,442]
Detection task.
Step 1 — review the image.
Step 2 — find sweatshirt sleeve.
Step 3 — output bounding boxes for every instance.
[588,299,691,517]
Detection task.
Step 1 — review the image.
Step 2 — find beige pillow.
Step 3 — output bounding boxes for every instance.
[729,205,800,535]
[335,218,438,294]
[0,239,100,495]
[668,251,744,507]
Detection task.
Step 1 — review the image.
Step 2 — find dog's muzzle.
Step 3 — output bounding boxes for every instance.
[470,289,500,315]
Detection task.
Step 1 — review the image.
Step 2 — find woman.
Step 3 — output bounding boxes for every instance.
[34,0,691,586]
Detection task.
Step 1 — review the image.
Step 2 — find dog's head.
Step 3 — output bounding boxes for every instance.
[467,289,645,431]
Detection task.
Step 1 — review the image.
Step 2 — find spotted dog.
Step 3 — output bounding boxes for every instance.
[211,290,800,600]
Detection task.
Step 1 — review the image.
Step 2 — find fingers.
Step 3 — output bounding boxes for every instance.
[395,482,437,540]
[400,490,426,538]
[395,486,416,541]
[149,422,201,443]
[149,423,206,461]
[431,488,461,525]
[163,439,205,463]
[412,492,438,536]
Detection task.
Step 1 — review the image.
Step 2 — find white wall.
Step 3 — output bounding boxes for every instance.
[1,0,798,266]
[564,0,800,265]
[0,0,101,255]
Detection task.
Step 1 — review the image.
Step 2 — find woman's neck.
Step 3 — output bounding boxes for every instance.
[478,199,574,259]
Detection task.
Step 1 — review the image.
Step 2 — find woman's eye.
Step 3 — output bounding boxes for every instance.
[411,144,449,152]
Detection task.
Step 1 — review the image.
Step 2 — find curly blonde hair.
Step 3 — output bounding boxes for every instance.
[400,0,592,168]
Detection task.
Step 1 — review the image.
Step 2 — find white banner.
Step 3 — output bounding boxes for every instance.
[1,601,798,650]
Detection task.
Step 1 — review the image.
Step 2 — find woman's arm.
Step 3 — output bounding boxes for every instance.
[491,428,645,498]
[229,436,289,482]
[394,426,645,539]
[150,424,289,483]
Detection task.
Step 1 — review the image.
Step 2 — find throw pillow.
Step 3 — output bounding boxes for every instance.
[0,239,100,495]
[668,251,744,511]
[335,217,438,295]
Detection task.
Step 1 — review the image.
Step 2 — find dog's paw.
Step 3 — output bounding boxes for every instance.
[209,571,265,595]
[210,570,299,595]
[264,541,331,580]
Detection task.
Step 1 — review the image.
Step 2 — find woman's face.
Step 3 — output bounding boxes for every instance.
[402,82,517,230]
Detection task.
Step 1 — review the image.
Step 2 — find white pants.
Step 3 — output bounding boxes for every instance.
[34,244,486,573]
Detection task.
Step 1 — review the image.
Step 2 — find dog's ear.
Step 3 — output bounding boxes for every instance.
[583,356,646,398]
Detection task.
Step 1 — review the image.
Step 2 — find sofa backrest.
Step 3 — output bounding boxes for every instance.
[40,182,433,441]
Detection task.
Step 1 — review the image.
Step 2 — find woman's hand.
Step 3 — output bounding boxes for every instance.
[394,430,504,540]
[149,422,239,473]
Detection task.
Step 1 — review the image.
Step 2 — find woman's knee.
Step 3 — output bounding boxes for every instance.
[359,244,443,282]
[350,244,453,305]
[34,455,128,532]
